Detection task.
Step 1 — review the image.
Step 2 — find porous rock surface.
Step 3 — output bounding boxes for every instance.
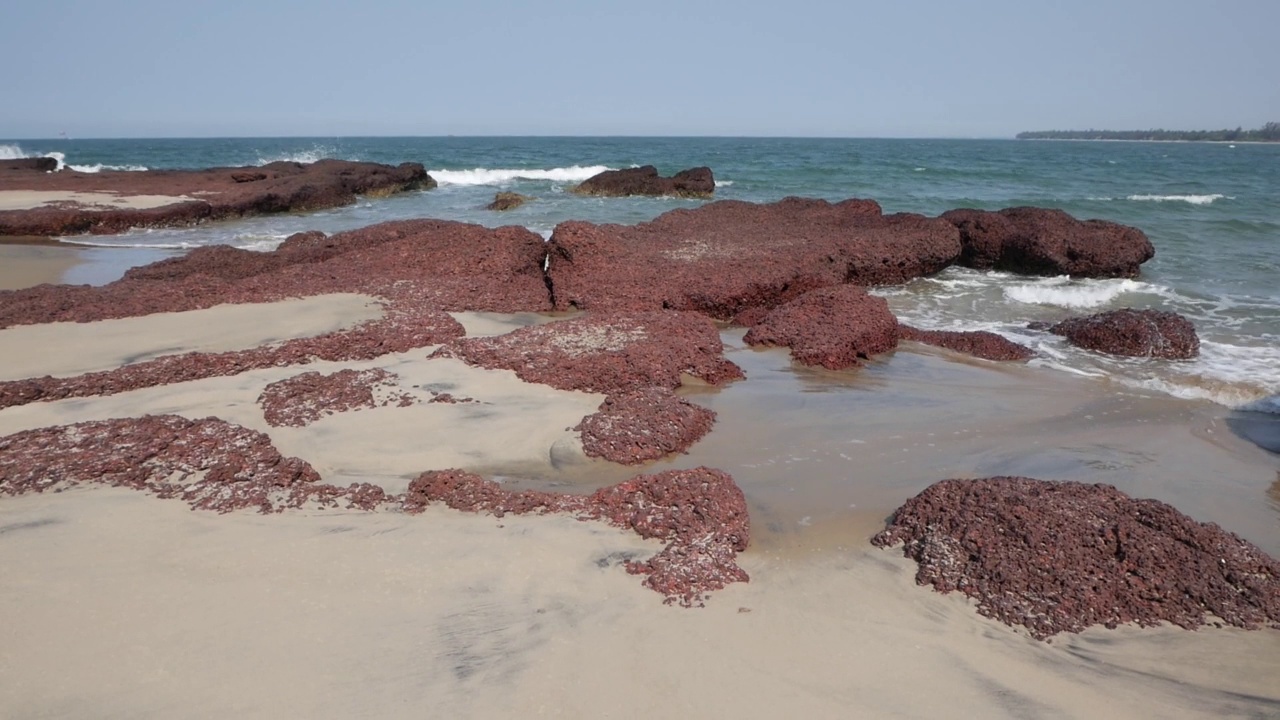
[573,165,715,199]
[401,466,750,606]
[742,285,899,369]
[898,325,1035,362]
[433,311,743,394]
[576,387,716,465]
[547,197,961,317]
[0,414,389,513]
[1045,308,1200,359]
[0,159,436,236]
[258,368,416,427]
[941,207,1154,278]
[872,477,1280,639]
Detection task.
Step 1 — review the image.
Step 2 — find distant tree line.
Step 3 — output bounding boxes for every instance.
[1017,122,1280,142]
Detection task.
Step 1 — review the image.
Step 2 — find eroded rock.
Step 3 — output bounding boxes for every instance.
[898,325,1034,362]
[942,207,1154,278]
[872,477,1280,639]
[1046,309,1199,359]
[258,368,416,427]
[743,285,899,369]
[576,387,716,464]
[573,165,714,198]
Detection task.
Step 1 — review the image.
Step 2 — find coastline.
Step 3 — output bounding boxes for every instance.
[0,258,1276,716]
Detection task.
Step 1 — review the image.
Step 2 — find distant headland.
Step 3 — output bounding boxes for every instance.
[1017,122,1280,142]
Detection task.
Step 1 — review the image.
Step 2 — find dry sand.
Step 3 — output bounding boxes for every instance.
[1,282,1278,718]
[0,189,197,211]
[0,244,84,290]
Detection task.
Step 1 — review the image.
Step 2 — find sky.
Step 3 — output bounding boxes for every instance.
[3,0,1278,139]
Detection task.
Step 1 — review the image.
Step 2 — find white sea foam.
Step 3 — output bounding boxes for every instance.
[430,165,613,186]
[256,146,339,166]
[68,163,148,173]
[0,144,27,160]
[1126,194,1227,205]
[715,179,734,187]
[1003,277,1147,309]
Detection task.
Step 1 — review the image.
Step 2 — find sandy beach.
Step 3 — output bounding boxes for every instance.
[1,247,1277,718]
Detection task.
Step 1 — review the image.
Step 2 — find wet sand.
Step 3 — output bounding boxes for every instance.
[1,257,1278,717]
[0,243,84,290]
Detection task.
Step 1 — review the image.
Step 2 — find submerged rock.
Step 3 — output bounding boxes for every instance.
[573,165,714,198]
[1046,308,1199,359]
[487,191,532,211]
[873,476,1280,639]
[942,207,1154,278]
[898,325,1034,362]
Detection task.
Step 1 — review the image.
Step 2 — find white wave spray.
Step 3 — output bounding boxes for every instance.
[430,165,613,186]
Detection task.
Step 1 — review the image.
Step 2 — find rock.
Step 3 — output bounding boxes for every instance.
[573,165,715,198]
[743,285,899,369]
[941,207,1154,278]
[547,197,961,317]
[1046,309,1199,359]
[0,159,437,237]
[487,191,532,211]
[898,325,1034,361]
[402,466,750,606]
[0,157,58,172]
[257,368,416,427]
[576,387,716,464]
[872,477,1280,639]
[431,310,743,394]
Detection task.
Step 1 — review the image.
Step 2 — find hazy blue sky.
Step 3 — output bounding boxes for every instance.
[3,0,1278,138]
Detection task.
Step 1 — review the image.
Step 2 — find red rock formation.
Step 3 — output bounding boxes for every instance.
[0,160,436,237]
[258,368,416,428]
[547,197,961,317]
[402,466,750,606]
[942,207,1154,278]
[432,311,743,394]
[1046,309,1200,359]
[576,387,716,464]
[573,165,714,198]
[898,325,1034,361]
[743,285,899,369]
[873,477,1280,639]
[0,157,58,172]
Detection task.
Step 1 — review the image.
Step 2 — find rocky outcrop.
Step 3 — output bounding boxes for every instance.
[873,477,1280,639]
[0,157,58,172]
[743,285,899,369]
[487,191,532,211]
[573,165,715,198]
[898,325,1034,361]
[1043,309,1199,359]
[548,197,961,317]
[402,466,750,606]
[941,207,1154,278]
[0,159,436,236]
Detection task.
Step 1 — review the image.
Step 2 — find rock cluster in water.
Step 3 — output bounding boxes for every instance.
[573,165,715,198]
[1042,308,1201,359]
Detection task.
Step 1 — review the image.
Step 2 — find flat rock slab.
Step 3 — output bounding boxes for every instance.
[873,477,1280,639]
[1044,308,1200,359]
[401,466,750,606]
[898,325,1035,362]
[575,387,716,465]
[743,285,899,369]
[258,368,417,428]
[942,206,1154,278]
[548,197,962,318]
[0,159,435,236]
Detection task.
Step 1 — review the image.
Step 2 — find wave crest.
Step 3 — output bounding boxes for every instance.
[1126,194,1226,205]
[430,165,612,186]
[1004,277,1147,309]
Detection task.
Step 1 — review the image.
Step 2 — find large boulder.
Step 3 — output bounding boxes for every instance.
[547,197,962,319]
[743,285,899,369]
[873,477,1280,639]
[0,157,58,172]
[941,207,1154,278]
[1045,308,1199,359]
[573,165,715,198]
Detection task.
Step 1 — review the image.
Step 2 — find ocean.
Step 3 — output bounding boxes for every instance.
[3,136,1278,416]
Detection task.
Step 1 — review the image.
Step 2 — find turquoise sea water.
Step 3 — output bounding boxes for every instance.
[3,136,1278,412]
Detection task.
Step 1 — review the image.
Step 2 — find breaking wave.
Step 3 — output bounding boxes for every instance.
[255,146,340,165]
[430,165,612,186]
[1126,194,1227,205]
[1003,277,1150,309]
